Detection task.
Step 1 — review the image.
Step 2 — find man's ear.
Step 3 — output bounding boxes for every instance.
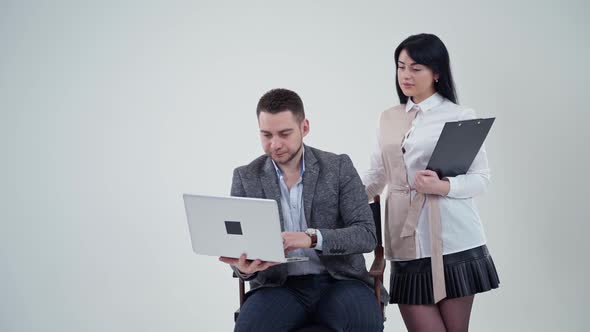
[301,119,310,137]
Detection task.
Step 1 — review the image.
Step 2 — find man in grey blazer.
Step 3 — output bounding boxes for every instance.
[220,88,386,331]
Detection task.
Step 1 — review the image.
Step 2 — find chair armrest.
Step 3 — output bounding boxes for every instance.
[369,247,385,278]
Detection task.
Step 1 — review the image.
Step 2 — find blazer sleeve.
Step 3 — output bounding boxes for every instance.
[231,168,247,198]
[318,154,377,255]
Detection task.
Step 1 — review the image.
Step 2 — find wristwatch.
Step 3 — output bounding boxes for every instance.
[304,228,318,248]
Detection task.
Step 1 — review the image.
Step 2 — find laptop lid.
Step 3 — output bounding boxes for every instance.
[183,194,307,263]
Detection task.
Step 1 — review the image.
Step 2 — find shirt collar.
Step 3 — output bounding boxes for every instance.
[271,148,305,178]
[405,92,444,113]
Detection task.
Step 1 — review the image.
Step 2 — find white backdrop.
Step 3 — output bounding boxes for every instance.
[1,1,588,331]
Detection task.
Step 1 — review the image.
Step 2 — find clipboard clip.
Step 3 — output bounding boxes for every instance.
[458,120,483,127]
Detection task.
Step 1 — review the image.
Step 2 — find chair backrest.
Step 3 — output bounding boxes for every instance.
[369,195,382,247]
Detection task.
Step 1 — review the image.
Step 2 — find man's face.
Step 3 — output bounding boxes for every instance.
[258,111,309,166]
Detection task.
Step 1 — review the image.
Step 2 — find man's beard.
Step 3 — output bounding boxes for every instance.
[271,141,303,166]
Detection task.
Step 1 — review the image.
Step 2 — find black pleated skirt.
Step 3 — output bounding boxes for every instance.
[389,245,500,305]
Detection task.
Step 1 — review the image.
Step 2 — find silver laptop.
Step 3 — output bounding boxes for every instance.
[183,194,309,263]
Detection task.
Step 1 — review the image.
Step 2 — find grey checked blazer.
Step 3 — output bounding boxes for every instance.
[231,145,388,301]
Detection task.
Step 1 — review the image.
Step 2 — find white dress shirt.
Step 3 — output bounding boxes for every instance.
[236,152,327,279]
[363,93,491,259]
[272,153,327,276]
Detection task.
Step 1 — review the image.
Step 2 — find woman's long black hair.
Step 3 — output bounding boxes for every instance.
[394,33,458,104]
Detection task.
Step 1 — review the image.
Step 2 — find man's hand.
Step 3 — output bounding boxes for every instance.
[282,232,312,252]
[219,254,279,274]
[414,170,450,196]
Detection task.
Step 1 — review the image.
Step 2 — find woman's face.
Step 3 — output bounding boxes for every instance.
[397,49,439,104]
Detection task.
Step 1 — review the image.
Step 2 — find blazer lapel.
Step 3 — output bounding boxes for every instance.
[302,145,319,226]
[260,157,285,231]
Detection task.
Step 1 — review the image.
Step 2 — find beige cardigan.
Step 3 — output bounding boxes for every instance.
[367,105,446,303]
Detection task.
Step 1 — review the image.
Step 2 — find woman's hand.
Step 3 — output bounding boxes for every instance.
[414,170,450,196]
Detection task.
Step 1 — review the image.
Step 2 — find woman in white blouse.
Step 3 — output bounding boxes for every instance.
[363,33,499,331]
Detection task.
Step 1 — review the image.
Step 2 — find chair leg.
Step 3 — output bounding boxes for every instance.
[374,279,381,305]
[239,279,245,305]
[373,277,386,320]
[234,308,240,322]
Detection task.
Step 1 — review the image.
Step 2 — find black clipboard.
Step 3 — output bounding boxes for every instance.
[426,117,495,179]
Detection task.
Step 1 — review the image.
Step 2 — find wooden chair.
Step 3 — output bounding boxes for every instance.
[233,195,386,328]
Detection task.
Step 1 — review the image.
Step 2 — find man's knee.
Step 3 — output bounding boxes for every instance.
[315,281,383,331]
[235,287,307,332]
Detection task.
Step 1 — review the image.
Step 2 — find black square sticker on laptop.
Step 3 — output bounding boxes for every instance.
[224,221,243,235]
